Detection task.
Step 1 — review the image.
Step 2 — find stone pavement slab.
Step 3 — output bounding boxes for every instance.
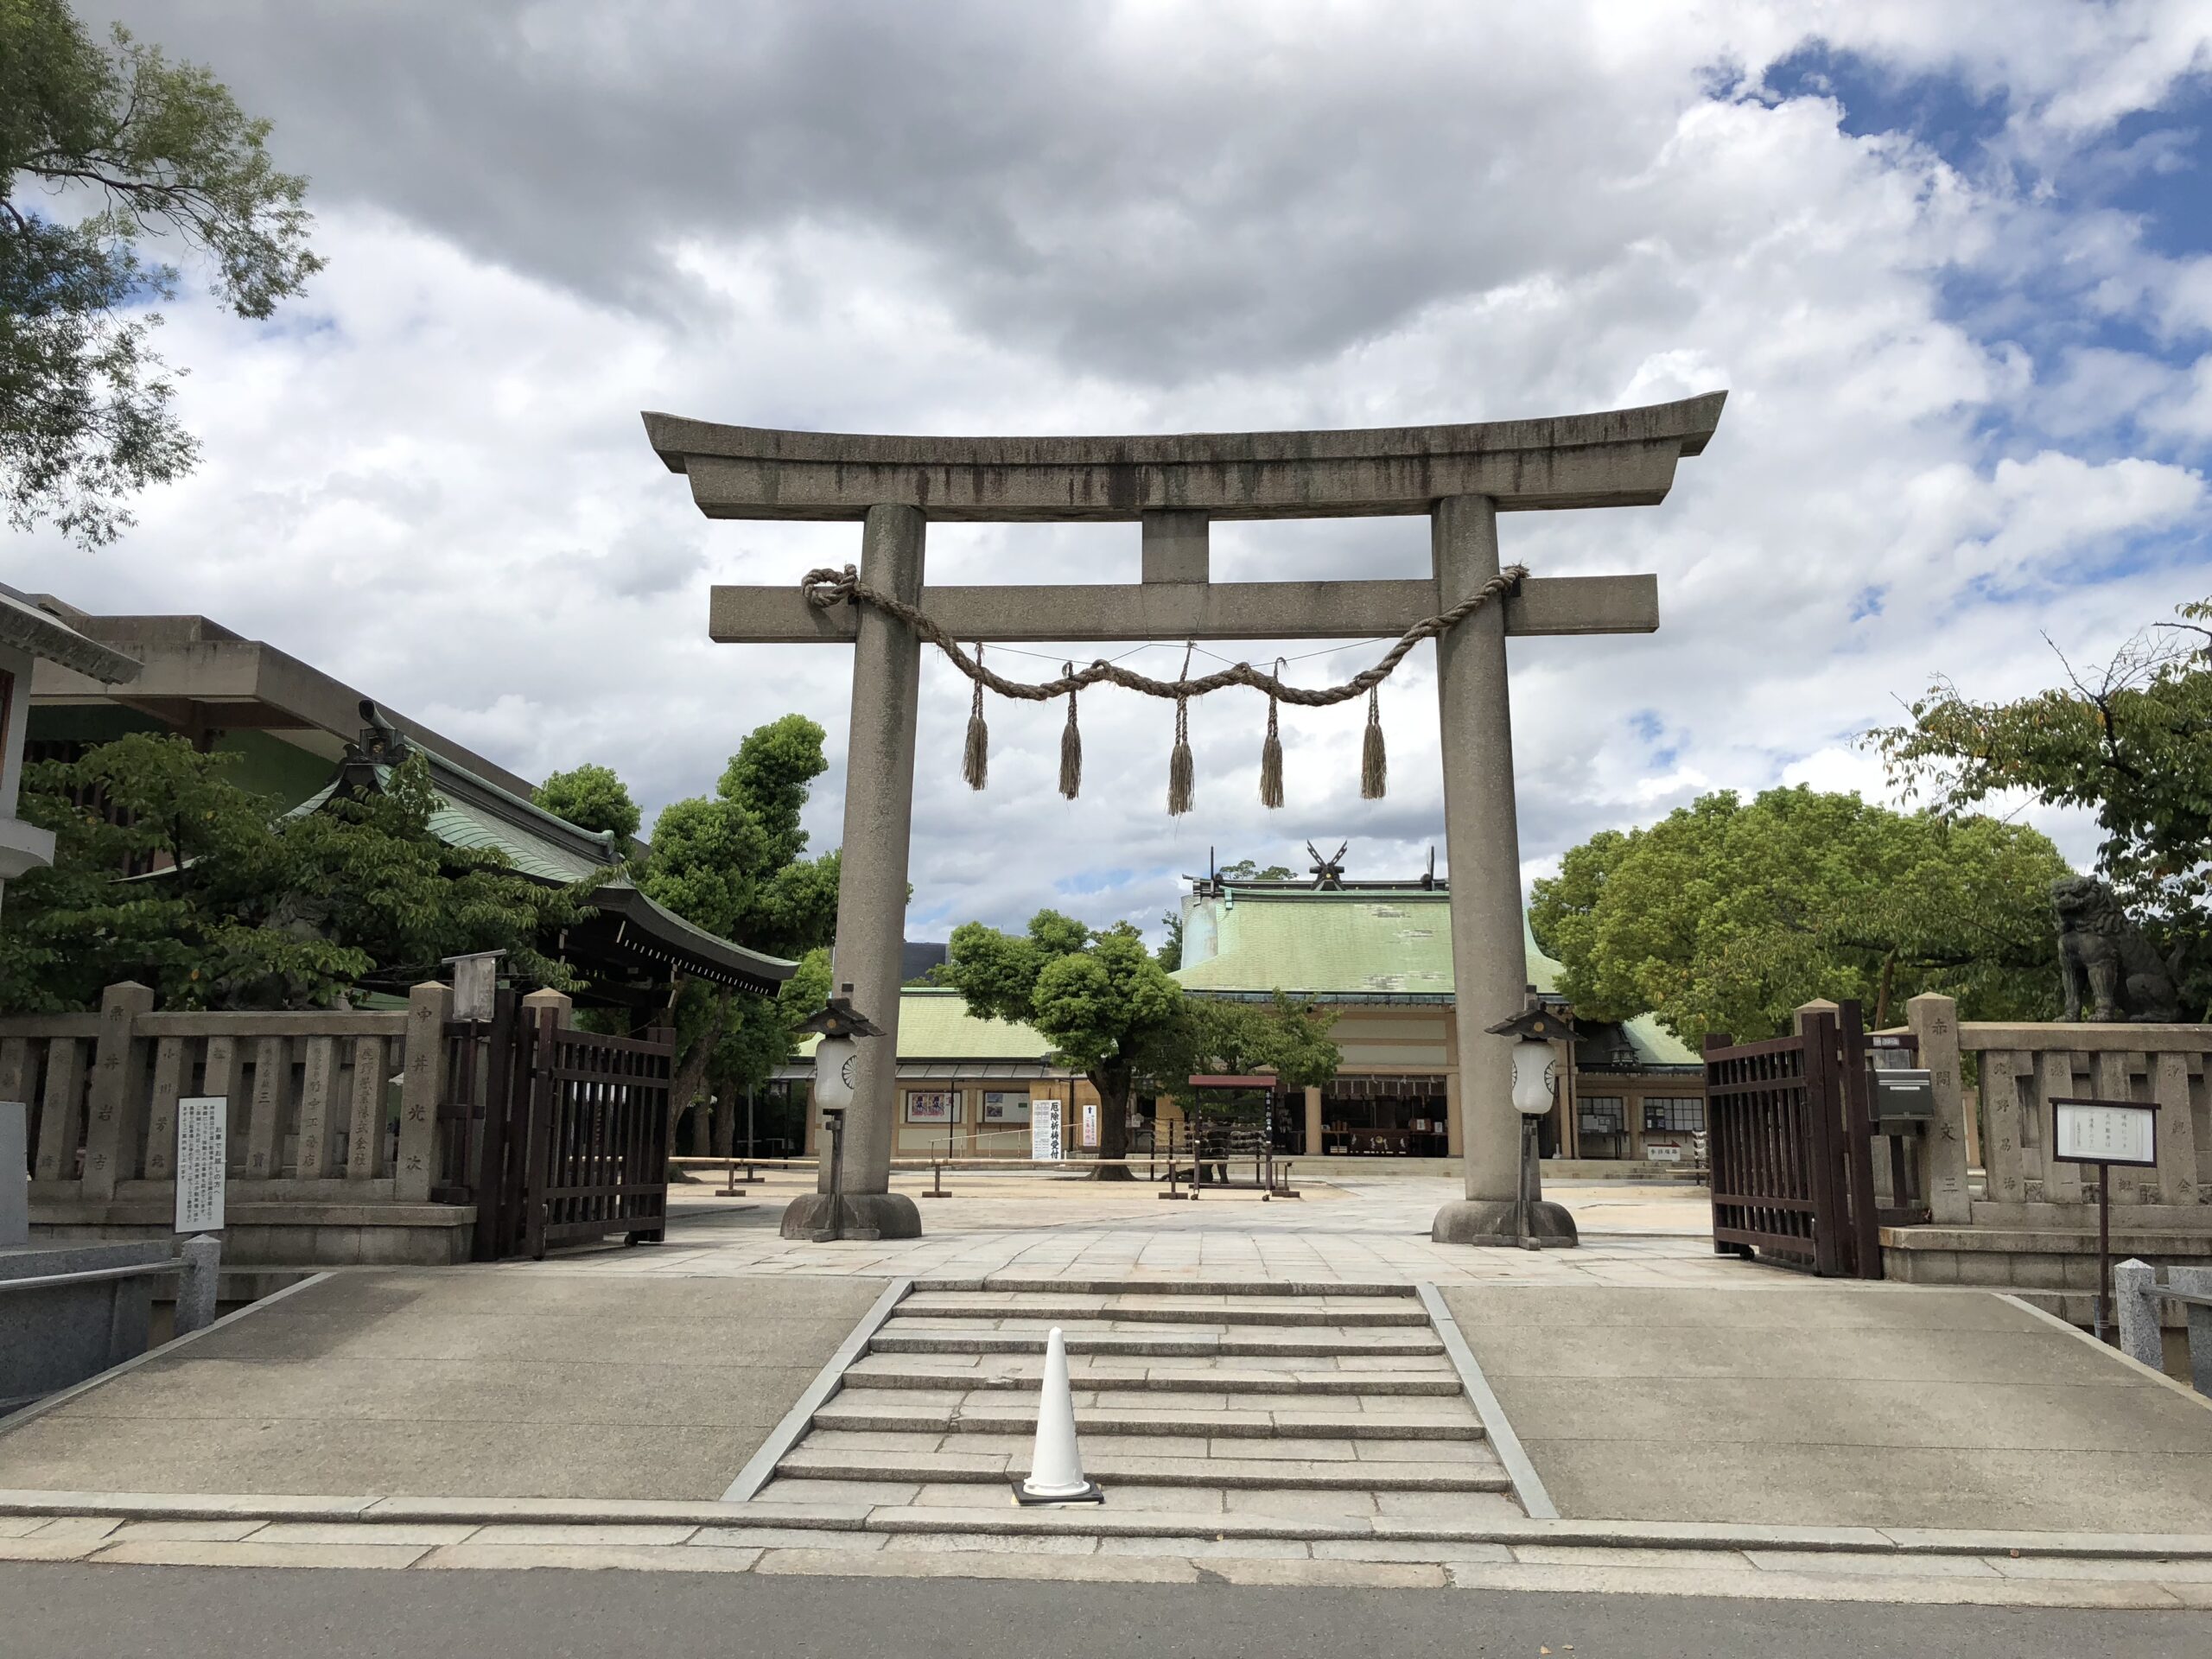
[0,1268,888,1502]
[1442,1282,2212,1532]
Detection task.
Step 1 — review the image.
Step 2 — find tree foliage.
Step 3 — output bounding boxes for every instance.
[1869,597,2211,980]
[943,912,1339,1171]
[532,763,640,843]
[1155,992,1342,1110]
[944,912,1179,1175]
[623,715,842,1146]
[0,734,585,1011]
[3,3,322,545]
[1529,786,2074,1048]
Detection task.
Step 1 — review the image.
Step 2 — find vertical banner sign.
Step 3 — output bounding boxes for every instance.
[1032,1098,1063,1162]
[1081,1100,1099,1150]
[175,1096,228,1233]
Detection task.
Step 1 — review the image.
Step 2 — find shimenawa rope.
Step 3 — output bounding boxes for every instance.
[799,562,1528,807]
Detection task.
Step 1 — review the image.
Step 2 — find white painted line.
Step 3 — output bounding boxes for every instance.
[0,1272,333,1440]
[720,1277,912,1503]
[1415,1281,1557,1521]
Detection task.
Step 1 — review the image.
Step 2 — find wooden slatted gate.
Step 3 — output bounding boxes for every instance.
[1702,1001,1883,1279]
[442,992,676,1262]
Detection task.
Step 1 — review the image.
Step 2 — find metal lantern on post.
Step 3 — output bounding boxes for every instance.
[1486,1003,1570,1251]
[794,984,886,1243]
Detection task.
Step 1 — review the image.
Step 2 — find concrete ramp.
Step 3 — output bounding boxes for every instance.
[1440,1283,2212,1533]
[0,1268,887,1501]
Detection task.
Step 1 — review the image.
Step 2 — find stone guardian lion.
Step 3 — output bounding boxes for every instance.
[2051,874,2183,1024]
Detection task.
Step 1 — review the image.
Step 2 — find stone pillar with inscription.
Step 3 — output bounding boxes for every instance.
[1907,994,1973,1226]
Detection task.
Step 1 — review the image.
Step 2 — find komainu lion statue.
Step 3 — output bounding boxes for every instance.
[2052,875,2183,1023]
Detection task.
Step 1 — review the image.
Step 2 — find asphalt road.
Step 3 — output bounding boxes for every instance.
[2,1564,2199,1658]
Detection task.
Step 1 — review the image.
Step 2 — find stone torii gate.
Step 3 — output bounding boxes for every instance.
[645,392,1726,1244]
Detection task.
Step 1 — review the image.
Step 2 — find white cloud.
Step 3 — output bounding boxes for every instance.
[14,0,2212,950]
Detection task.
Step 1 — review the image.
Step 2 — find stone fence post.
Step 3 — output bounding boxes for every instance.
[175,1233,221,1337]
[2115,1258,2162,1370]
[397,983,452,1203]
[1,1098,26,1248]
[1907,994,1973,1225]
[79,982,154,1200]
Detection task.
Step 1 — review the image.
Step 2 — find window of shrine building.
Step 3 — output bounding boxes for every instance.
[1643,1097,1707,1134]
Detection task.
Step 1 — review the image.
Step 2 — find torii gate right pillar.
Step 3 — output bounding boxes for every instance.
[1430,493,1572,1244]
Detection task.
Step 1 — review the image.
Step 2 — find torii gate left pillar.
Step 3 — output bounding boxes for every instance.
[646,393,1726,1242]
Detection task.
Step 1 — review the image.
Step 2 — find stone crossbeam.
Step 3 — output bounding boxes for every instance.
[711,574,1658,645]
[646,393,1724,522]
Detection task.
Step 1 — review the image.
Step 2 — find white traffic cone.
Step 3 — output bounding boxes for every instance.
[1012,1325,1103,1504]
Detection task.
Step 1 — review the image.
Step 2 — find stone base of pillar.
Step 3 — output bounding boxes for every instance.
[1430,1198,1580,1248]
[777,1192,922,1242]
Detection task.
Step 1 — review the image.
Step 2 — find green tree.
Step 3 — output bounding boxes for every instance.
[0,734,585,1010]
[943,913,1181,1177]
[1870,596,2211,1001]
[1529,786,2074,1048]
[1217,859,1296,880]
[1157,992,1342,1109]
[702,946,831,1155]
[3,3,322,545]
[532,764,640,842]
[630,715,842,1150]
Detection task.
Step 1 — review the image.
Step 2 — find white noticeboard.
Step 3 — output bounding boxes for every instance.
[1645,1143,1682,1164]
[2052,1097,2157,1168]
[1080,1100,1099,1149]
[175,1096,228,1232]
[1031,1098,1063,1162]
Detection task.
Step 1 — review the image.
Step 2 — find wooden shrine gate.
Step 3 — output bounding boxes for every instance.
[435,993,677,1262]
[1702,1001,1884,1279]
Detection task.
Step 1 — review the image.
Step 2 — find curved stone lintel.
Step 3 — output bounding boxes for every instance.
[643,391,1726,523]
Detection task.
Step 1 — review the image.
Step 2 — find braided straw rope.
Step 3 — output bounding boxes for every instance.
[798,563,1529,706]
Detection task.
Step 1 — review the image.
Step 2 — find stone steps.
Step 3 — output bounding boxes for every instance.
[753,1278,1524,1528]
[811,1390,1484,1440]
[896,1292,1433,1328]
[778,1446,1512,1492]
[840,1357,1465,1396]
[868,1325,1446,1358]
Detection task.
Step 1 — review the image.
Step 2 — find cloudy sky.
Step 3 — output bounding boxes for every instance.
[16,1,2212,944]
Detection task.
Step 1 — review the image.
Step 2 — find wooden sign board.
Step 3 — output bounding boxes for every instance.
[175,1096,228,1232]
[2051,1097,2158,1168]
[1031,1098,1063,1162]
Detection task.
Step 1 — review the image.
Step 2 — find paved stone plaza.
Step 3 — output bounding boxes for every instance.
[620,1169,1726,1285]
[3,1170,2211,1609]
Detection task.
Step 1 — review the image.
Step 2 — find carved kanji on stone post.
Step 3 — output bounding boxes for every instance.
[646,392,1727,1243]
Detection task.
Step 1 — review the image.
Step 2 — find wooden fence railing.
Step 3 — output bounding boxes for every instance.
[3,981,452,1207]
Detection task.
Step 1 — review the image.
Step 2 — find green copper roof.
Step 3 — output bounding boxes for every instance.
[797,987,1052,1062]
[291,757,618,886]
[1173,888,1695,1067]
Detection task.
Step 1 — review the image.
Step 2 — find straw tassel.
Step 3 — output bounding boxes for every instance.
[1058,662,1083,800]
[1360,683,1387,800]
[1167,645,1195,816]
[1259,659,1285,809]
[963,645,989,791]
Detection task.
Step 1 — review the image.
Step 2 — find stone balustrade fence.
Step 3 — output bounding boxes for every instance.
[3,983,461,1263]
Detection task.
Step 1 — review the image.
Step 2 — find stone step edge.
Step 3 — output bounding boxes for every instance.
[840,1369,1464,1397]
[894,1302,1433,1328]
[912,1278,1420,1299]
[774,1458,1514,1493]
[810,1408,1486,1442]
[871,1335,1446,1357]
[6,1491,2210,1561]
